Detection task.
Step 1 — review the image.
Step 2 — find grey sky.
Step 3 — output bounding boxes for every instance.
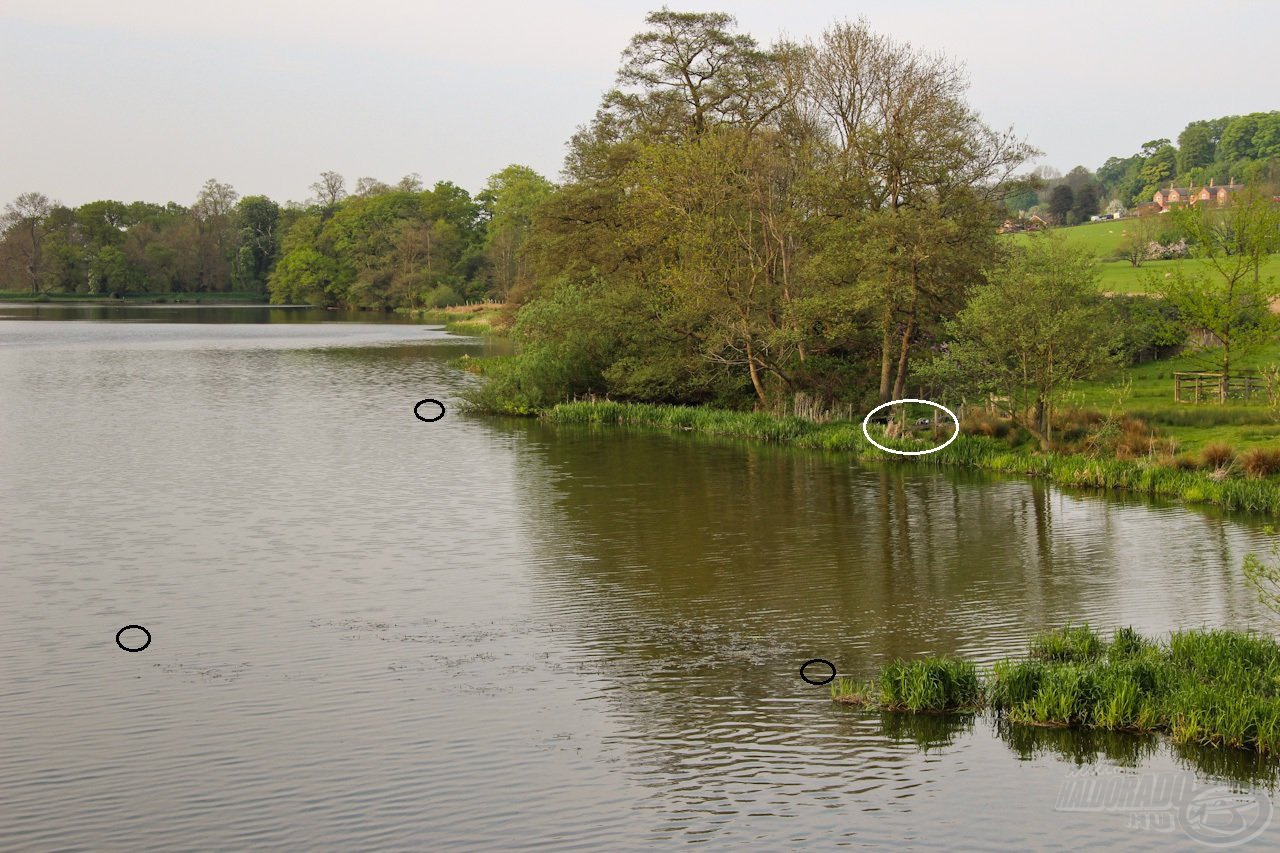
[2,0,1276,207]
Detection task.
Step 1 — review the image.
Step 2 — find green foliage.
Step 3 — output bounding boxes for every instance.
[1048,185,1074,222]
[1159,193,1280,383]
[1137,143,1178,202]
[1097,111,1280,204]
[478,164,555,302]
[1106,295,1187,360]
[877,658,981,712]
[267,182,489,309]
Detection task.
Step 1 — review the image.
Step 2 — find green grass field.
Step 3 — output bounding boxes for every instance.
[1008,220,1280,295]
[1010,219,1131,254]
[1072,345,1280,452]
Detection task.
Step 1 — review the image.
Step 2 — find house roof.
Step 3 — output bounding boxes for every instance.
[1156,183,1244,198]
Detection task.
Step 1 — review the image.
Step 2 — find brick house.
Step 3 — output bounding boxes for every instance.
[1152,178,1242,210]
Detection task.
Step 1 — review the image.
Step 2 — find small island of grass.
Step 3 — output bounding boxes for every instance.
[832,625,1280,754]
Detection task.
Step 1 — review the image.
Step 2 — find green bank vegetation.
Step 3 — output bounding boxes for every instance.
[832,626,1280,755]
[400,303,511,337]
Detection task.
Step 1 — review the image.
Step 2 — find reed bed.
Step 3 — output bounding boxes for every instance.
[832,626,1280,755]
[542,401,1280,514]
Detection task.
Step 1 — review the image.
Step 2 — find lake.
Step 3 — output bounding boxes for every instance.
[2,304,1277,850]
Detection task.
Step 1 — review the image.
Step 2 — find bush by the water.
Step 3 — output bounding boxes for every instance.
[832,626,1280,754]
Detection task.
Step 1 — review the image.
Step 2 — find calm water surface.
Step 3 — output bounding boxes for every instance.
[2,305,1279,850]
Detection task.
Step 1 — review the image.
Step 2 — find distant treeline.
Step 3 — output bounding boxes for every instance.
[0,166,552,308]
[1009,112,1280,223]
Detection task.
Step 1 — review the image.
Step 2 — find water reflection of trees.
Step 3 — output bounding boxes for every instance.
[509,421,1271,679]
[499,419,1279,815]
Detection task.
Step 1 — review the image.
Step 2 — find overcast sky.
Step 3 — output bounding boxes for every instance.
[2,0,1276,207]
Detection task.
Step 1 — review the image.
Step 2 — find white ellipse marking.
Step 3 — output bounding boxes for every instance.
[861,398,960,457]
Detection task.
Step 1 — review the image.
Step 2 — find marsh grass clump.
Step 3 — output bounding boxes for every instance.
[829,677,877,706]
[1029,624,1105,662]
[839,627,1280,754]
[878,658,981,712]
[830,658,980,712]
[1107,625,1152,660]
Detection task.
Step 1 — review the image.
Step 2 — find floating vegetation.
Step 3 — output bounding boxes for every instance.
[831,626,1280,755]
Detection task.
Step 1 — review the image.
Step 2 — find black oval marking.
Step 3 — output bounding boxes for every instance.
[800,658,836,685]
[414,399,446,422]
[116,625,151,653]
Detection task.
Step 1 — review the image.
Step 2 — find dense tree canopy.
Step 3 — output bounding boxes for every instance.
[472,12,1036,414]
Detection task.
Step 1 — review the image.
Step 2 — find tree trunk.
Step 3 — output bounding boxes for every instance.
[879,308,894,401]
[1031,396,1052,450]
[746,338,768,407]
[891,312,917,400]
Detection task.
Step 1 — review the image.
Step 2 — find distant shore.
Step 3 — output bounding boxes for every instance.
[0,291,275,306]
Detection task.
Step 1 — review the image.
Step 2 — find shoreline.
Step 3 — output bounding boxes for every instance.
[533,400,1280,515]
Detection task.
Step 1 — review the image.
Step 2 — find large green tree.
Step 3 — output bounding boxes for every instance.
[478,165,555,302]
[799,18,1034,402]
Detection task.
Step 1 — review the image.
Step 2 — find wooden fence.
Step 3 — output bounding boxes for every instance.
[1173,371,1267,403]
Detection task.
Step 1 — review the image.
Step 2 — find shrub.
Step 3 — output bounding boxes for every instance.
[421,284,463,308]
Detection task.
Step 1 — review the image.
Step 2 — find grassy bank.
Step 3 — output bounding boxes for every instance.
[541,400,1280,514]
[832,626,1280,754]
[0,290,270,304]
[399,303,510,336]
